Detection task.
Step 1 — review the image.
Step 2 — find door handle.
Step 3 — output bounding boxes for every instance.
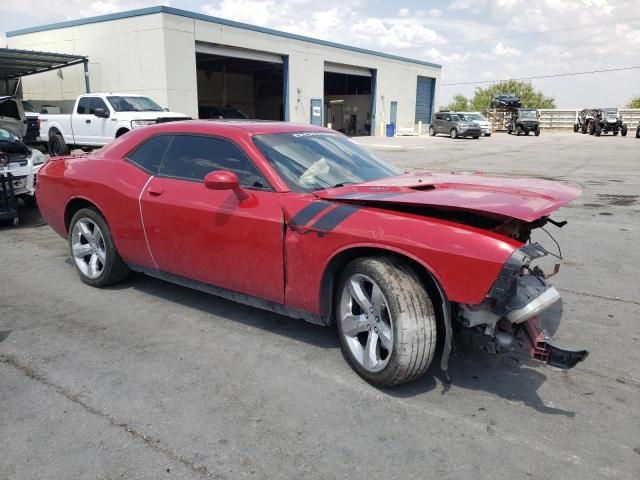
[85,119,91,124]
[148,187,164,196]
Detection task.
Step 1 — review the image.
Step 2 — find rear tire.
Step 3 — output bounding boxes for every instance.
[516,126,522,136]
[621,125,628,137]
[573,124,578,133]
[68,208,130,288]
[428,125,436,137]
[336,257,437,387]
[582,124,587,134]
[48,133,70,156]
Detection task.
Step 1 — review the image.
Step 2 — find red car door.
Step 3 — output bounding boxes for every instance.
[140,134,284,304]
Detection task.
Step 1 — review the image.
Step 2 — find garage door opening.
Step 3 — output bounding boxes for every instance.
[324,63,374,136]
[196,43,285,121]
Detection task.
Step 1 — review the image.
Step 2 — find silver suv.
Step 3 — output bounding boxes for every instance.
[429,112,481,139]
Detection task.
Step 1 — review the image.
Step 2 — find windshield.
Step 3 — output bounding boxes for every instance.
[519,110,537,119]
[107,96,164,112]
[467,113,486,121]
[253,132,401,192]
[602,109,617,116]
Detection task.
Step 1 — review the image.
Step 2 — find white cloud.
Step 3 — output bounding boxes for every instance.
[201,0,276,26]
[398,8,410,18]
[493,42,521,57]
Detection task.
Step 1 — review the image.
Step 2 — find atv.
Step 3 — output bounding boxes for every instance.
[574,108,596,134]
[508,108,541,136]
[587,108,628,136]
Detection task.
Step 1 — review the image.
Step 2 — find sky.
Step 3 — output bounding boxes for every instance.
[1,0,639,108]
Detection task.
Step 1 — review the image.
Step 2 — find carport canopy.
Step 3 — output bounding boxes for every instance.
[0,47,87,80]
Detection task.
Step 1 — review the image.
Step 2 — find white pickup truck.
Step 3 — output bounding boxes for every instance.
[40,93,190,155]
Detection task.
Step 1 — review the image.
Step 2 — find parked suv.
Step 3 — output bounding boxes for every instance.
[588,108,627,136]
[429,112,481,139]
[461,112,492,136]
[508,109,540,136]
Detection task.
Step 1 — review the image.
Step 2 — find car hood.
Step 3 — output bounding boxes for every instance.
[315,172,581,222]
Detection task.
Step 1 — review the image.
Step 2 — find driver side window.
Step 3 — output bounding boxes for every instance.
[158,135,271,190]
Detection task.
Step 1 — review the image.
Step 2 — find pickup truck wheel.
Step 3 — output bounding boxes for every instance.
[49,133,70,156]
[69,208,130,288]
[336,257,437,387]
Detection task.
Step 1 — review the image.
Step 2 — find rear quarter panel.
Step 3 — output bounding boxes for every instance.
[36,154,155,268]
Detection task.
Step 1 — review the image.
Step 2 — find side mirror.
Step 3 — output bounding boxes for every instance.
[204,170,249,200]
[94,107,109,118]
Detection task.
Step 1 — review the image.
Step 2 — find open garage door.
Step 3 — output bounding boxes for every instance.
[195,42,285,121]
[415,76,435,126]
[324,62,374,136]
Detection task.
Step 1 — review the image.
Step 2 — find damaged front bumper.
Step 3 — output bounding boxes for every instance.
[458,243,588,369]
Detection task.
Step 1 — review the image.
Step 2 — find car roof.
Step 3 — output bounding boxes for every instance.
[142,119,331,136]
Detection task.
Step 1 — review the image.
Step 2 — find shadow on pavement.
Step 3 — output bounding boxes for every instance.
[111,272,573,416]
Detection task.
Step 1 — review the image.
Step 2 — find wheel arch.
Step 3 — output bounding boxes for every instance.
[64,196,107,235]
[319,244,449,324]
[115,127,130,138]
[320,244,453,372]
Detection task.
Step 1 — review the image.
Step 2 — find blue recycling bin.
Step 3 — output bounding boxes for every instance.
[386,123,395,137]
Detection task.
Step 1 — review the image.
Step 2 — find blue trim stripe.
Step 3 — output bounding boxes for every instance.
[6,6,441,69]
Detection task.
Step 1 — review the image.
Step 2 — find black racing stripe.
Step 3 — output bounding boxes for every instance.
[310,205,360,231]
[290,201,332,228]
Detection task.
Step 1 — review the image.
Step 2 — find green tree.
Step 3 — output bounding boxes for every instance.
[627,95,640,108]
[470,80,556,111]
[445,94,471,111]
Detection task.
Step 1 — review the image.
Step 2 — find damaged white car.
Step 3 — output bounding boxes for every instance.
[0,128,45,205]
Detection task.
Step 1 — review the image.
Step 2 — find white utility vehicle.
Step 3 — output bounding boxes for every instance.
[39,93,189,155]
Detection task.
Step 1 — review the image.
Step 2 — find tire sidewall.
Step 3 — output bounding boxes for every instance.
[68,207,123,287]
[336,257,435,387]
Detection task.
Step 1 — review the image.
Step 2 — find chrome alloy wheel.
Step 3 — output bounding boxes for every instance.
[71,218,106,279]
[339,273,393,373]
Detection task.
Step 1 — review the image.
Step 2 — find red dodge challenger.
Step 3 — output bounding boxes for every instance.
[36,121,588,386]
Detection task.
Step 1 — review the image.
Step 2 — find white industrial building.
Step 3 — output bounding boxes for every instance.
[6,6,441,136]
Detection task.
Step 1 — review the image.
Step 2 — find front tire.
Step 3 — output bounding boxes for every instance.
[450,128,458,139]
[336,257,437,387]
[48,133,70,156]
[595,124,602,136]
[534,127,541,136]
[621,125,628,137]
[68,208,130,287]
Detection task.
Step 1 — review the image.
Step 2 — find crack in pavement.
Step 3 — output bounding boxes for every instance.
[558,287,640,306]
[0,353,222,480]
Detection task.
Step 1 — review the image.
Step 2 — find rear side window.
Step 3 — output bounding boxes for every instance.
[77,97,90,114]
[89,97,108,115]
[158,135,270,190]
[435,113,444,120]
[126,135,172,175]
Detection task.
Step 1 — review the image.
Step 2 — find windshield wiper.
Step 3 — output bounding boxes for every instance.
[331,182,355,188]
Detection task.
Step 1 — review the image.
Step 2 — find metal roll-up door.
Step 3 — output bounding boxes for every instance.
[415,76,435,124]
[324,62,372,77]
